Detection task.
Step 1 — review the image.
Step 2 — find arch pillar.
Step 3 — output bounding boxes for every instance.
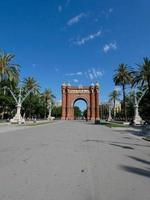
[95,84,100,120]
[90,85,96,120]
[61,84,67,120]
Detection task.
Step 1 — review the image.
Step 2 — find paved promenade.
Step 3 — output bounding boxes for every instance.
[0,121,150,200]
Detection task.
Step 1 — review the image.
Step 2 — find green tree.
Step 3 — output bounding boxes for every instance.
[0,51,20,119]
[135,86,150,120]
[83,109,87,119]
[23,77,40,118]
[0,51,20,82]
[52,106,62,118]
[109,90,121,118]
[125,92,134,119]
[133,57,150,92]
[74,106,82,119]
[0,93,16,119]
[131,57,150,120]
[113,63,133,121]
[42,88,55,118]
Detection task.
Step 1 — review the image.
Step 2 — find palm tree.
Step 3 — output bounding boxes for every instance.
[109,90,121,118]
[133,57,150,92]
[0,51,20,82]
[23,77,39,92]
[23,77,40,118]
[113,63,133,121]
[43,89,55,105]
[43,88,55,118]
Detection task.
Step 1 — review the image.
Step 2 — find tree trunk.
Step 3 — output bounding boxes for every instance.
[148,78,150,94]
[122,85,127,121]
[113,99,116,119]
[29,93,32,119]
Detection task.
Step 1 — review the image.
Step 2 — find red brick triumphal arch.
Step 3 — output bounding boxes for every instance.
[61,83,100,121]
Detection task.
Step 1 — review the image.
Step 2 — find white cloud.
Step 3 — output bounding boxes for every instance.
[67,13,86,26]
[86,68,103,80]
[102,8,114,18]
[76,72,83,75]
[65,68,103,81]
[89,73,94,80]
[65,73,74,76]
[32,64,36,68]
[73,79,79,83]
[109,8,113,13]
[55,67,59,72]
[66,71,83,76]
[74,30,102,46]
[58,5,62,12]
[103,42,117,53]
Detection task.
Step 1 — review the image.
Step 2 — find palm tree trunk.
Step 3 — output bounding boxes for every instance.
[2,106,4,119]
[113,99,116,119]
[148,78,150,94]
[29,93,32,119]
[122,84,127,121]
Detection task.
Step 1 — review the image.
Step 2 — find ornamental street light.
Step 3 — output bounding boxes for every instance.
[108,101,113,122]
[47,100,52,120]
[133,88,148,125]
[4,85,35,124]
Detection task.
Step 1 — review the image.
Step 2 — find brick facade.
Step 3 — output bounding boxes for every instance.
[61,84,100,121]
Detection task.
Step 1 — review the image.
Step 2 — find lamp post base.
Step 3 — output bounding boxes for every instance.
[10,104,25,124]
[10,114,25,124]
[47,116,55,121]
[134,115,142,125]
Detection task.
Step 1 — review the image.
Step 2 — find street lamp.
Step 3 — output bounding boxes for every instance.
[108,101,113,122]
[133,88,148,125]
[47,100,53,120]
[4,85,35,124]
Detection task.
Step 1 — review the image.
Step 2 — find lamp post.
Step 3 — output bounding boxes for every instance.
[108,101,113,122]
[4,86,34,124]
[47,100,52,120]
[47,98,55,120]
[133,88,148,125]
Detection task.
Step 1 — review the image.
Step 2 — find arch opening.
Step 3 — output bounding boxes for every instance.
[73,98,88,120]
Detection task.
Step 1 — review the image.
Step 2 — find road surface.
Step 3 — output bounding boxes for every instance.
[0,121,150,200]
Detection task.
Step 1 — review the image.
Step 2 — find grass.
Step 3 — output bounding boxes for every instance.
[0,120,6,123]
[100,121,127,128]
[143,136,150,142]
[25,120,53,126]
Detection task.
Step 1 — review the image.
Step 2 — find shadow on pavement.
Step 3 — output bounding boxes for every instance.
[109,143,134,150]
[83,139,150,148]
[83,139,105,143]
[123,136,133,139]
[114,129,143,137]
[127,155,150,165]
[119,165,150,178]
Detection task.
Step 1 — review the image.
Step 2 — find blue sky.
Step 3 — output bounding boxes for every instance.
[0,0,150,103]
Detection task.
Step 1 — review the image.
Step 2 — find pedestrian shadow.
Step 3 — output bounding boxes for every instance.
[127,155,150,165]
[83,139,105,143]
[83,139,150,148]
[123,136,133,139]
[109,143,134,150]
[114,129,143,137]
[119,165,150,178]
